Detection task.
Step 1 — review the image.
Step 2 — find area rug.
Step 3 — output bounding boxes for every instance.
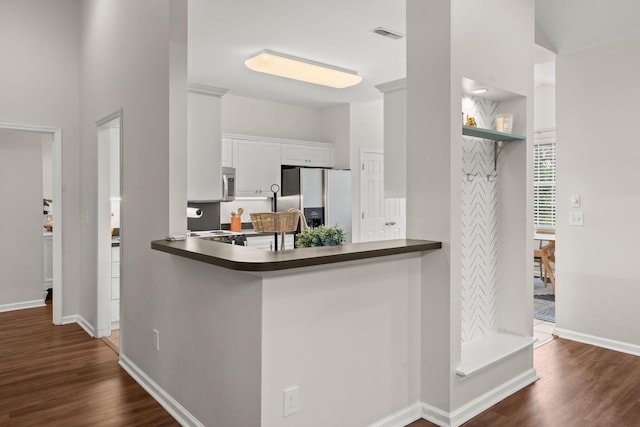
[533,305,555,322]
[534,294,555,302]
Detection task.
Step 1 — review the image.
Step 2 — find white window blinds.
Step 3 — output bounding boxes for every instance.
[534,132,556,229]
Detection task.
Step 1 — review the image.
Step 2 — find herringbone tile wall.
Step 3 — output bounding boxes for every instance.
[461,96,499,343]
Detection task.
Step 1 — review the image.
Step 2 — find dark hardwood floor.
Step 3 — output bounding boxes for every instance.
[0,304,178,426]
[3,305,639,426]
[408,338,640,427]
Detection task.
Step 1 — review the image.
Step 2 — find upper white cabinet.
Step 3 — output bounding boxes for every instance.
[233,139,281,197]
[187,84,227,201]
[281,143,333,167]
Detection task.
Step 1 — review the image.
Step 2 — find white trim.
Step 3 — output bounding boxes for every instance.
[367,402,422,427]
[119,354,204,427]
[421,369,539,427]
[555,328,640,357]
[0,122,63,325]
[375,78,406,94]
[96,111,122,338]
[223,132,333,147]
[188,82,228,97]
[61,314,95,337]
[0,299,45,313]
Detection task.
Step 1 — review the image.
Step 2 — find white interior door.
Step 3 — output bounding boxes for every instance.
[360,151,386,241]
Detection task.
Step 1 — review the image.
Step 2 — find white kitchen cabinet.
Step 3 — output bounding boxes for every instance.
[233,139,281,197]
[221,137,233,167]
[43,233,53,291]
[187,85,225,201]
[281,142,333,167]
[246,234,294,251]
[111,246,120,329]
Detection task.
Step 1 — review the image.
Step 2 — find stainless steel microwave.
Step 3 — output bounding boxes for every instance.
[222,167,236,201]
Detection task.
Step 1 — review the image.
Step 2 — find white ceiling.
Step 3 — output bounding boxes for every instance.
[188,0,640,108]
[188,0,405,108]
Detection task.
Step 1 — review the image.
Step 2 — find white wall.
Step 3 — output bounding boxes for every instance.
[555,37,640,353]
[534,83,556,130]
[261,255,421,427]
[0,0,81,317]
[0,130,44,306]
[407,0,535,417]
[349,100,384,242]
[320,103,351,169]
[79,2,261,425]
[222,94,327,142]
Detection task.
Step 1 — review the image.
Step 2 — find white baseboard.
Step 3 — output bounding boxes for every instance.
[421,368,539,427]
[555,328,640,357]
[0,299,45,313]
[368,402,422,427]
[62,314,95,338]
[119,354,203,427]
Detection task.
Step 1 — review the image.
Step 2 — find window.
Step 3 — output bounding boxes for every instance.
[533,132,556,229]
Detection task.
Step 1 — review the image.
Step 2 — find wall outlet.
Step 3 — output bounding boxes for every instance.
[153,329,160,351]
[569,211,584,226]
[283,386,299,417]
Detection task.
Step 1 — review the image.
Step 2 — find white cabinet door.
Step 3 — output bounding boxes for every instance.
[258,142,282,194]
[233,139,281,197]
[281,143,333,167]
[187,90,222,201]
[246,234,294,250]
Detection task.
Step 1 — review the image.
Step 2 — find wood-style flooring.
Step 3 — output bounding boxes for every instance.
[0,304,178,426]
[408,337,640,427]
[2,305,639,426]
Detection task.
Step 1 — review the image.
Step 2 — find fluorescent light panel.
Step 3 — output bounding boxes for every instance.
[245,50,362,89]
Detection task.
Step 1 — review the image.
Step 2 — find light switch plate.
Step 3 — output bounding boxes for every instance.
[569,211,584,226]
[570,194,581,208]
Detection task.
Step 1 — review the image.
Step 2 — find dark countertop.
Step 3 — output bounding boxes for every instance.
[151,238,441,272]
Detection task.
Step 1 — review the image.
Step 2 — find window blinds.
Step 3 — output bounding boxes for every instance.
[533,134,556,229]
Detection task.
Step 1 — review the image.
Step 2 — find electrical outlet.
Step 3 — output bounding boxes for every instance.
[84,210,89,225]
[153,329,160,351]
[283,386,299,416]
[569,211,584,226]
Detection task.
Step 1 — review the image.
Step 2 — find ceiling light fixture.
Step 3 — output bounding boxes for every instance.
[471,88,489,94]
[244,50,362,89]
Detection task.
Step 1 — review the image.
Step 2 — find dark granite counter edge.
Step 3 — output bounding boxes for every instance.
[151,238,442,272]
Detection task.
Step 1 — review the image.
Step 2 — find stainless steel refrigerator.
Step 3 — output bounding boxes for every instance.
[280,167,352,243]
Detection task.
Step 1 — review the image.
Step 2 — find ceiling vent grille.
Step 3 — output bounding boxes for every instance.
[371,27,404,40]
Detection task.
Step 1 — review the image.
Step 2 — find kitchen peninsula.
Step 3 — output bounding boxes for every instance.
[150,237,441,427]
[152,237,441,271]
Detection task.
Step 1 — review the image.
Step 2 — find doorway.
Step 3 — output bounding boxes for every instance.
[96,111,122,344]
[0,123,63,324]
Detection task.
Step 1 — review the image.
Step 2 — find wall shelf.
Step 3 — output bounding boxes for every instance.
[462,126,525,141]
[462,126,525,171]
[456,332,537,378]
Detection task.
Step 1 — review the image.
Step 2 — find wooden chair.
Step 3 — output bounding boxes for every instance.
[534,241,555,294]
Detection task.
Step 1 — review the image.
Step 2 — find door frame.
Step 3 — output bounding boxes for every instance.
[96,110,122,338]
[0,122,63,324]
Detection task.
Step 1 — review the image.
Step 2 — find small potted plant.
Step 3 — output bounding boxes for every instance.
[295,225,346,248]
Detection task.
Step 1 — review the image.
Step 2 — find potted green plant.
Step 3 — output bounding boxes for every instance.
[295,225,346,248]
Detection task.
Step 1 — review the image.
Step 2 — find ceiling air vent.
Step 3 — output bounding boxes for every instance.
[371,27,404,40]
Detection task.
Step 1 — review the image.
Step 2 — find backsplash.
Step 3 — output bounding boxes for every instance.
[460,95,499,343]
[220,199,272,225]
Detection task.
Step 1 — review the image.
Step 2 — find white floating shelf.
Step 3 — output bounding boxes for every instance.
[456,332,537,378]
